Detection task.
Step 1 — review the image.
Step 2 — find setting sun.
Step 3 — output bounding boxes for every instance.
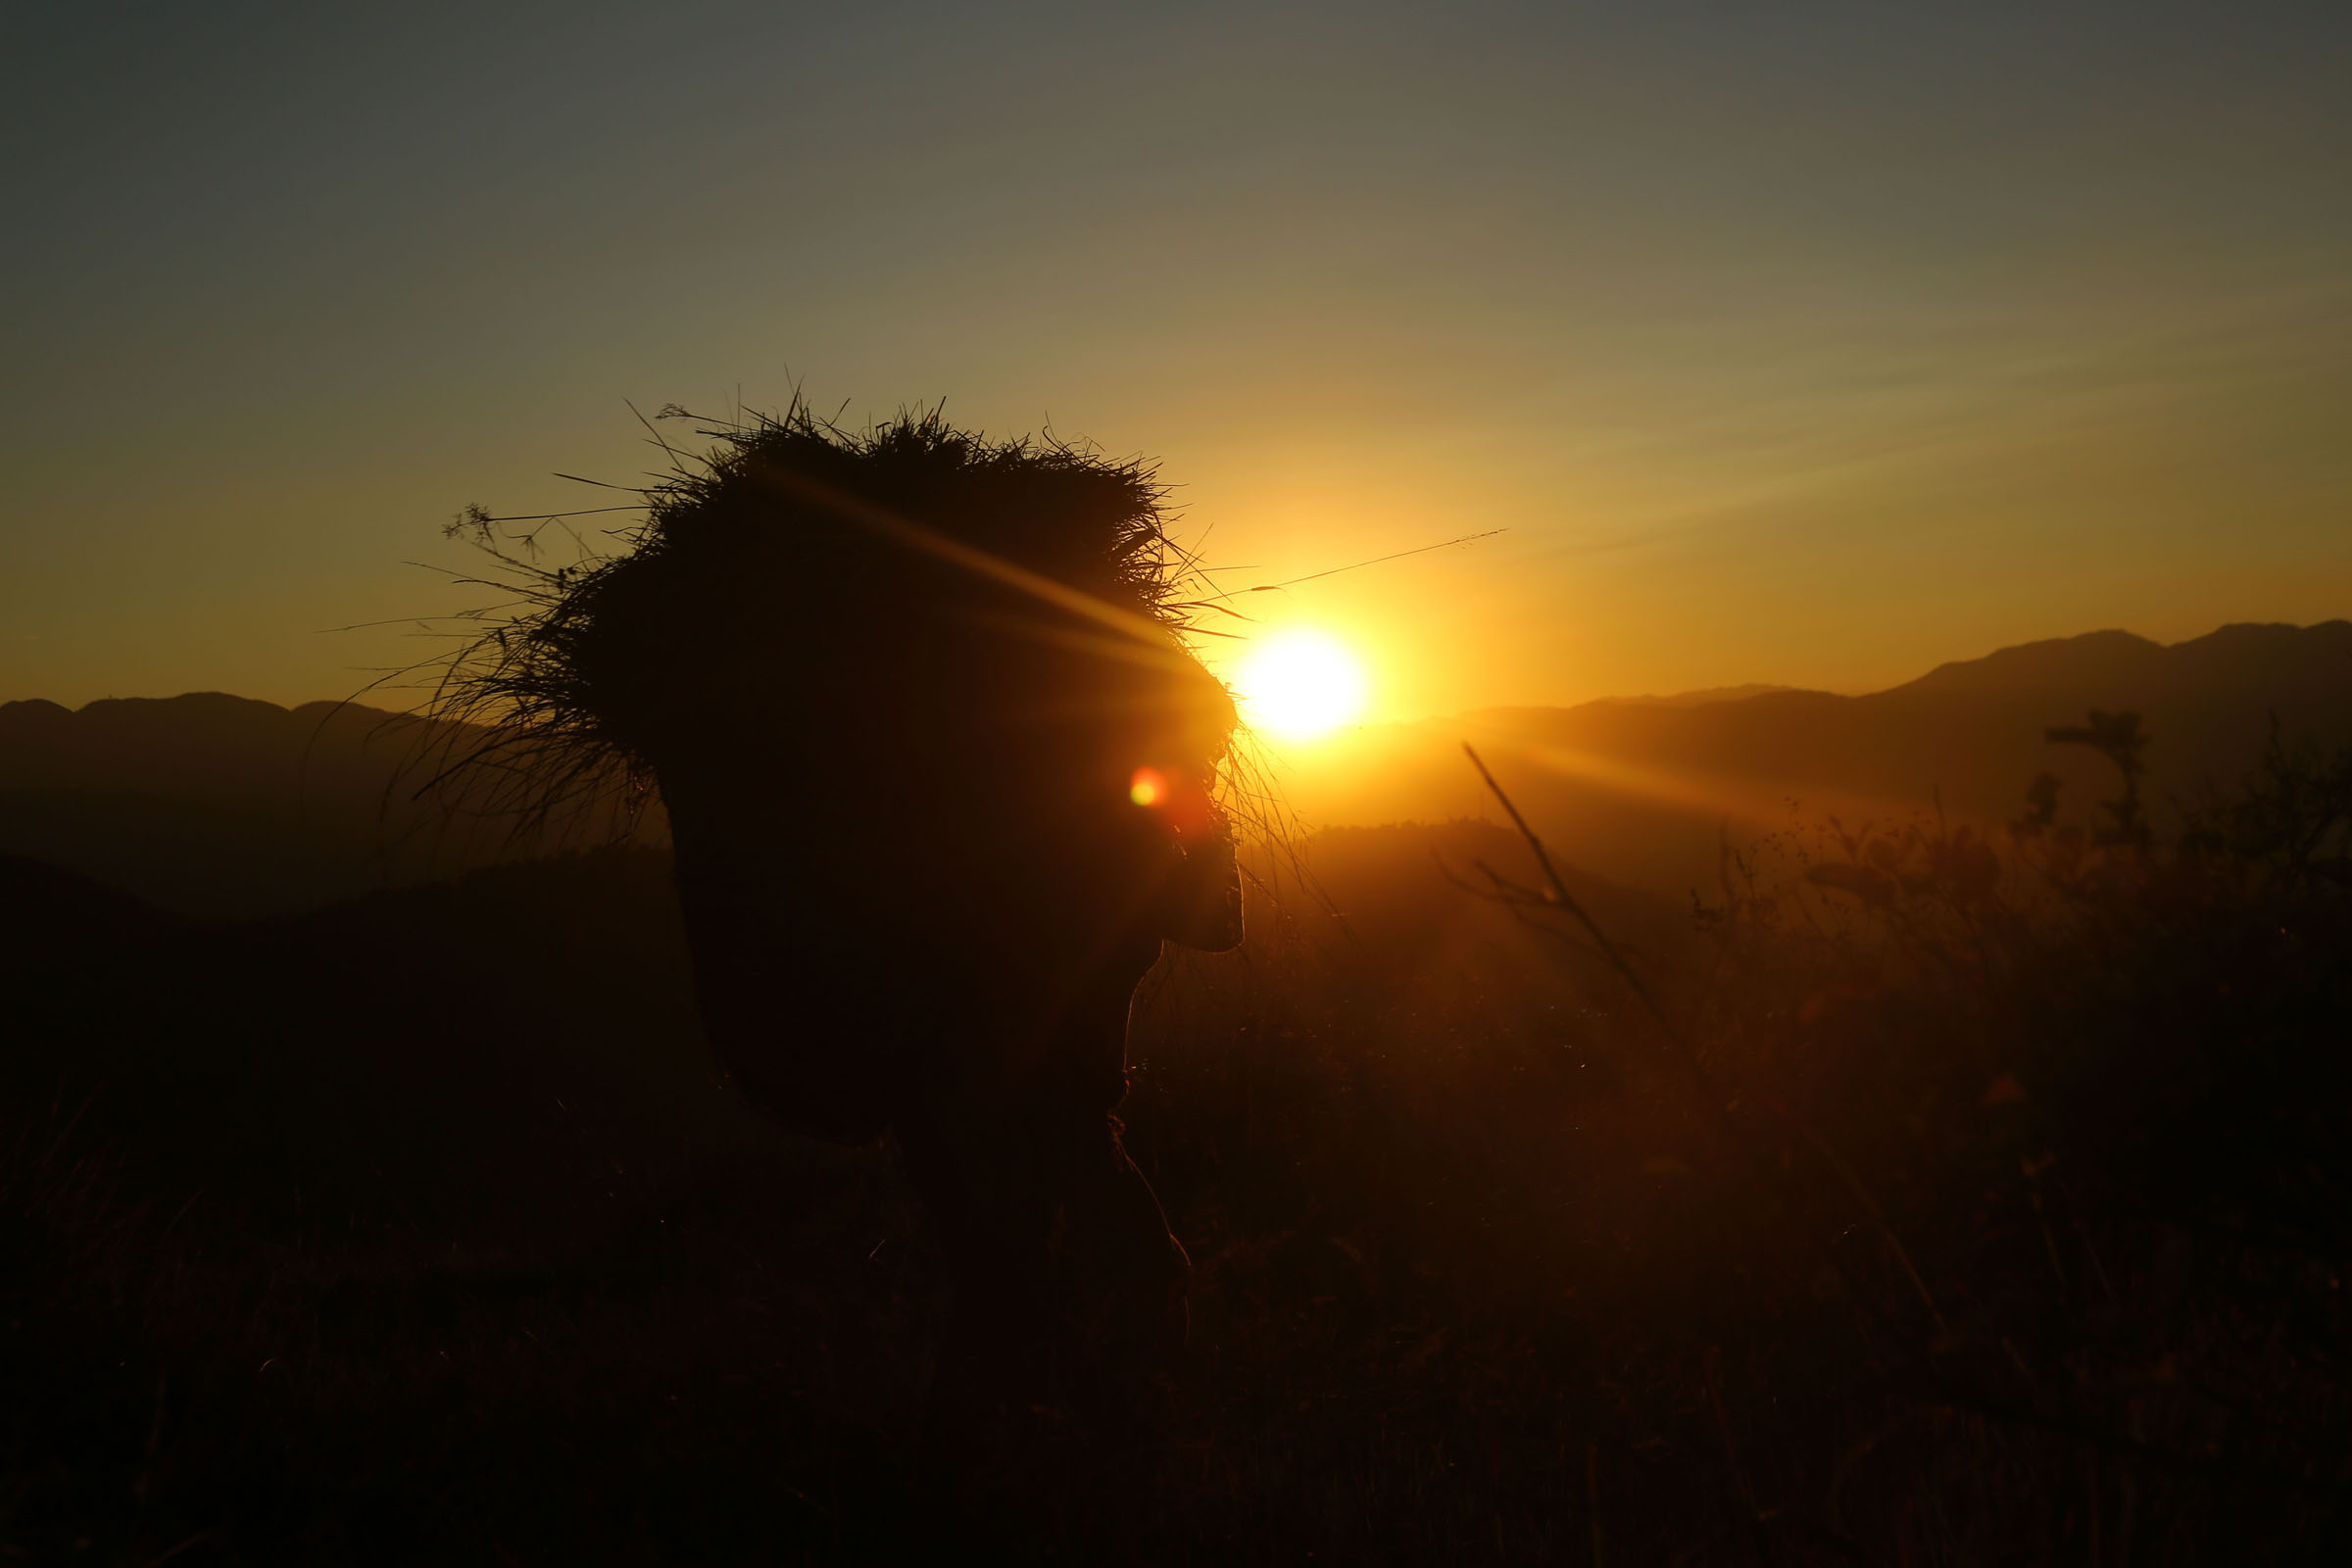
[1232,628,1369,741]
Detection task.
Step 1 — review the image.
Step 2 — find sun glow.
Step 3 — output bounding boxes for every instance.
[1233,628,1369,741]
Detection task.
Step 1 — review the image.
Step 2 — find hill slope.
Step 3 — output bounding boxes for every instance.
[0,694,644,917]
[1273,620,2352,894]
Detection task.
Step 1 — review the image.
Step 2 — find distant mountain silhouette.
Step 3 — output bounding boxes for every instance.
[1584,683,1804,709]
[4,621,2346,910]
[1274,621,2352,895]
[0,694,644,917]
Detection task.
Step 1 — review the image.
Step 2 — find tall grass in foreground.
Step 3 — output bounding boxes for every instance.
[1116,716,2352,1563]
[6,718,2349,1563]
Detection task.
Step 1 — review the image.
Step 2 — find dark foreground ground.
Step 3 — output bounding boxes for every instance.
[7,736,2351,1564]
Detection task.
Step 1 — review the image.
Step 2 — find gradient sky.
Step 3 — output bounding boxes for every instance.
[5,1,2348,719]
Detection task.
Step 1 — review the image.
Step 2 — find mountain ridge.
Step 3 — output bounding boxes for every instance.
[12,617,2345,738]
[4,620,2347,909]
[1273,619,2352,894]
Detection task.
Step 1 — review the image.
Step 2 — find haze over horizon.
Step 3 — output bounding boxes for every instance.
[6,2,2348,717]
[9,617,2342,725]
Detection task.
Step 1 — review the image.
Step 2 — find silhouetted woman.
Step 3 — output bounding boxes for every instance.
[451,405,1243,1472]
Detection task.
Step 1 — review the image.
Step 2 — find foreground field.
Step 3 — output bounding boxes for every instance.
[7,736,2350,1563]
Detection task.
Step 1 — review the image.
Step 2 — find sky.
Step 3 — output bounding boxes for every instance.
[4,0,2348,720]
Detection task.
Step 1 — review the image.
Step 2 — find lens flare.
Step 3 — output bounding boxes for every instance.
[1234,629,1368,741]
[1129,766,1168,808]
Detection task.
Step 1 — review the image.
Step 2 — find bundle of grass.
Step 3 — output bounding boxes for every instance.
[423,398,1247,1139]
[425,403,1211,805]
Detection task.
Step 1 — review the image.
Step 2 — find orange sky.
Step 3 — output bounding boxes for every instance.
[5,3,2347,719]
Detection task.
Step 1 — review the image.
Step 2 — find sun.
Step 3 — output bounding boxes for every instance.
[1232,628,1369,741]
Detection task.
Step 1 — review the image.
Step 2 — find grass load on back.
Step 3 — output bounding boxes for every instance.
[425,401,1228,837]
